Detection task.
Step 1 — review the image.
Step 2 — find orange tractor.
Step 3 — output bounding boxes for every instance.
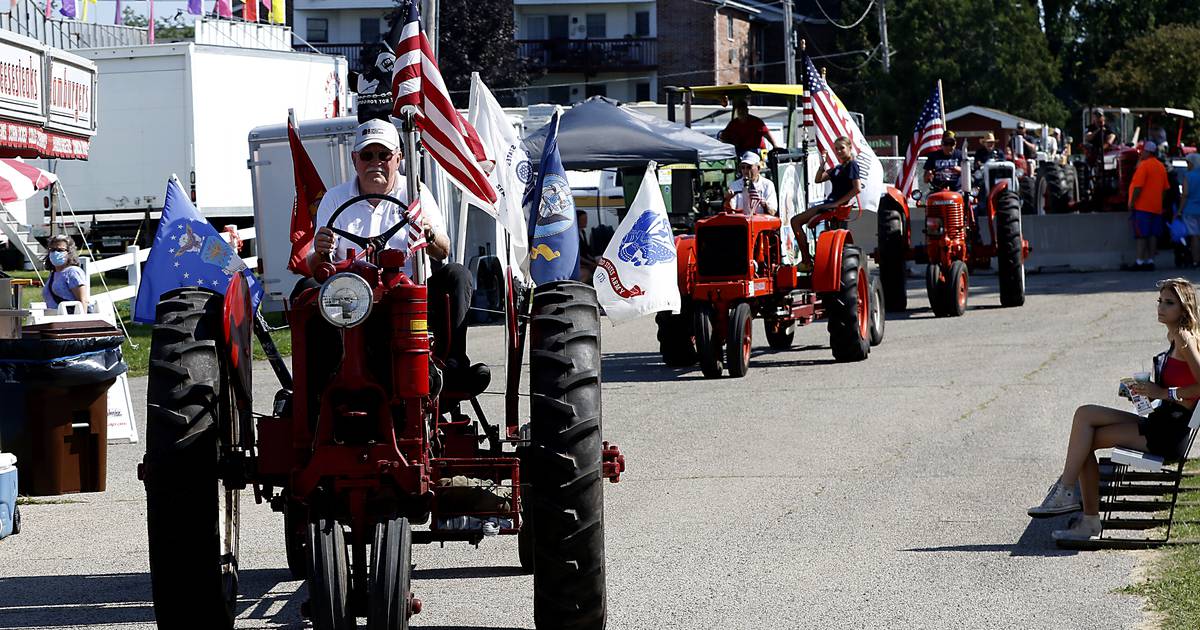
[656,202,883,377]
[876,157,1030,316]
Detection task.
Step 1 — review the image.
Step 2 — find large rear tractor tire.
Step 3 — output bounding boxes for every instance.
[725,302,752,378]
[368,517,413,630]
[655,304,697,367]
[825,245,870,362]
[869,276,885,346]
[693,303,723,378]
[1040,162,1070,214]
[144,288,239,630]
[527,281,607,630]
[994,190,1027,307]
[308,518,353,630]
[1019,175,1038,215]
[876,197,908,312]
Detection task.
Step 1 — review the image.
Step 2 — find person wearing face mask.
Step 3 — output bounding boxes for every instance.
[42,234,89,312]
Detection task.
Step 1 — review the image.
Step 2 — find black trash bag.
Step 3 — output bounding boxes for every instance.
[0,335,128,387]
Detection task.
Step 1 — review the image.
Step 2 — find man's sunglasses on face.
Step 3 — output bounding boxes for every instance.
[358,150,394,162]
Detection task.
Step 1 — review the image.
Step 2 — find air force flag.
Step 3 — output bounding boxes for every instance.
[133,177,264,323]
[594,162,680,323]
[524,111,579,285]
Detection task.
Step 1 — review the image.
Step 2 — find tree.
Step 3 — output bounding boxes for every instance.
[1094,24,1200,137]
[122,6,195,42]
[388,0,530,107]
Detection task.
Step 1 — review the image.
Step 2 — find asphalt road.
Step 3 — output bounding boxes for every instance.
[1,269,1190,629]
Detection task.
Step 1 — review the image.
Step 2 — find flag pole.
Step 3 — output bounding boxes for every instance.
[400,106,424,281]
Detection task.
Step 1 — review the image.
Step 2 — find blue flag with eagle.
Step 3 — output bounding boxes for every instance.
[523,111,579,285]
[133,177,264,323]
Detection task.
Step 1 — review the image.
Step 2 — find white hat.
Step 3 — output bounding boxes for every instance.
[739,151,761,166]
[1143,140,1158,154]
[353,119,401,152]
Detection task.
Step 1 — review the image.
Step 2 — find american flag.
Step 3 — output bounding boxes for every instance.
[803,57,858,168]
[746,182,762,214]
[391,1,498,211]
[406,195,428,252]
[896,85,945,199]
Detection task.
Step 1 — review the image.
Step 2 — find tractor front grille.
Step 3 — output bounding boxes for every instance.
[696,225,748,278]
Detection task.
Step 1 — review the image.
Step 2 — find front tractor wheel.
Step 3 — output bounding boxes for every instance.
[725,302,753,378]
[655,305,697,367]
[528,281,607,630]
[693,303,724,378]
[765,318,795,350]
[869,276,885,346]
[994,189,1026,307]
[368,517,414,630]
[945,260,969,317]
[308,518,353,630]
[926,264,946,316]
[144,288,240,630]
[825,245,870,362]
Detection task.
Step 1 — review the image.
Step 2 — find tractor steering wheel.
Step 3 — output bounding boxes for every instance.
[324,193,414,257]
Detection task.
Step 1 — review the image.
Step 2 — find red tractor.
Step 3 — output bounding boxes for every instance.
[656,206,883,377]
[140,194,625,629]
[875,160,1030,316]
[1074,106,1195,214]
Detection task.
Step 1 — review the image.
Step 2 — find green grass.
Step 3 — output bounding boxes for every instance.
[1124,460,1200,630]
[7,269,291,377]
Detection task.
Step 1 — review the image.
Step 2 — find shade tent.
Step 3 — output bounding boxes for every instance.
[522,97,735,170]
[0,160,57,203]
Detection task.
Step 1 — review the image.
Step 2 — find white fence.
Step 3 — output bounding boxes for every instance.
[81,227,258,311]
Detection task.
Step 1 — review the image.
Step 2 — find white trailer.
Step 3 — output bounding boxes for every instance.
[39,43,348,251]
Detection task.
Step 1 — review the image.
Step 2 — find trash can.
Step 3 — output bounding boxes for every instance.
[0,452,17,539]
[0,320,127,496]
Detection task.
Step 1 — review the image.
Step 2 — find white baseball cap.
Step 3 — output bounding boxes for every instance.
[739,151,761,166]
[353,119,401,152]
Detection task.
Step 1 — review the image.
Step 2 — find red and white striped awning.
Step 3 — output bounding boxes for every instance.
[0,159,57,204]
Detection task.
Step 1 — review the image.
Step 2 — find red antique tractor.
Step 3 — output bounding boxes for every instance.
[140,194,625,630]
[1074,106,1195,213]
[875,159,1030,316]
[656,206,883,377]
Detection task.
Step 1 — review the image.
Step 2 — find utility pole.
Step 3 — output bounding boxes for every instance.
[422,0,438,60]
[783,0,796,85]
[878,0,890,74]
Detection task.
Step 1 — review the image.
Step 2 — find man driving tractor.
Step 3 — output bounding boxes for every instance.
[924,135,963,191]
[306,119,488,393]
[724,151,778,216]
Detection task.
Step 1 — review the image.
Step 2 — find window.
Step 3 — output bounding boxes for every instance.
[548,86,571,104]
[360,18,381,44]
[586,13,606,38]
[585,84,608,99]
[548,15,569,39]
[636,82,651,102]
[635,11,650,37]
[729,48,736,65]
[727,15,734,40]
[525,15,547,40]
[307,18,328,43]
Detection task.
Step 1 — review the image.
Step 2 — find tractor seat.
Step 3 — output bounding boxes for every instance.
[439,361,491,404]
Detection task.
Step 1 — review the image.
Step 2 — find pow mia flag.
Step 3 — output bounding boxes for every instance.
[354,15,405,123]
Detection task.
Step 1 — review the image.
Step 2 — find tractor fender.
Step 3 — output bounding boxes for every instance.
[813,228,851,293]
[675,234,697,296]
[882,186,911,223]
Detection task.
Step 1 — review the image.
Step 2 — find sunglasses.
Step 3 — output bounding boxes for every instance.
[358,150,394,162]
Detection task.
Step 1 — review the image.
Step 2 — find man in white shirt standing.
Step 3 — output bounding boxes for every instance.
[724,151,778,216]
[307,119,487,392]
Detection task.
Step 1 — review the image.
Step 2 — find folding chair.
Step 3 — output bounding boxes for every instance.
[1057,406,1200,550]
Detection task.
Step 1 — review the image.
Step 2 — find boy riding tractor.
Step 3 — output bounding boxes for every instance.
[655,84,884,376]
[875,137,1030,316]
[141,119,624,630]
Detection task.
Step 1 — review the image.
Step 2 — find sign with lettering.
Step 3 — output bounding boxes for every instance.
[866,134,899,157]
[46,51,95,136]
[0,34,43,123]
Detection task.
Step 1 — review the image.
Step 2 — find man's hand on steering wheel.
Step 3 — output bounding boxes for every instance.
[319,193,414,261]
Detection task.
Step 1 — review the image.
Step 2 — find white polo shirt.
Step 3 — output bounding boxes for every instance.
[728,176,778,215]
[314,177,444,279]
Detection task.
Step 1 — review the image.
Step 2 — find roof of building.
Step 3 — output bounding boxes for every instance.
[944,105,1044,130]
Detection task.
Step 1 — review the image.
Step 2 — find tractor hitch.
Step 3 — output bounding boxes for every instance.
[602,441,626,483]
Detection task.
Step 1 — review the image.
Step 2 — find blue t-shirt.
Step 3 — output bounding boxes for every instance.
[827,160,861,202]
[43,265,86,309]
[1184,170,1200,216]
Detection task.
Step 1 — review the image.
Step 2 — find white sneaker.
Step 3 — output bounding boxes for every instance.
[1052,515,1102,541]
[1028,481,1082,517]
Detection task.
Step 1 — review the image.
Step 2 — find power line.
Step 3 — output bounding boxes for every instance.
[812,0,876,30]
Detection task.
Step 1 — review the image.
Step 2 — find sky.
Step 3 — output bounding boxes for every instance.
[58,1,205,26]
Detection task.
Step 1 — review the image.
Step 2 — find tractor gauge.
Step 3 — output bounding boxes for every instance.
[318,273,374,328]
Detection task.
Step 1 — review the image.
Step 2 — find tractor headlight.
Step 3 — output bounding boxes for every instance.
[925,216,944,236]
[318,273,374,328]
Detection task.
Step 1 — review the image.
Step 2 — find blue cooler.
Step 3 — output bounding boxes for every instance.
[0,452,17,539]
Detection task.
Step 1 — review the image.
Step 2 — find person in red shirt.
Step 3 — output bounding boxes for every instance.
[719,98,778,156]
[1129,140,1171,271]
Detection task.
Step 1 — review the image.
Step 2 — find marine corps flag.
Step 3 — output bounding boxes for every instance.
[594,162,680,322]
[285,111,327,276]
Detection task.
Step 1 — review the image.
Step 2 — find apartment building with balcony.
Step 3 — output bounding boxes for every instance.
[292,0,392,71]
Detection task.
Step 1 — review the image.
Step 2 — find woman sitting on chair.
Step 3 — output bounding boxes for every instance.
[42,234,89,313]
[1029,278,1200,541]
[789,136,860,272]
